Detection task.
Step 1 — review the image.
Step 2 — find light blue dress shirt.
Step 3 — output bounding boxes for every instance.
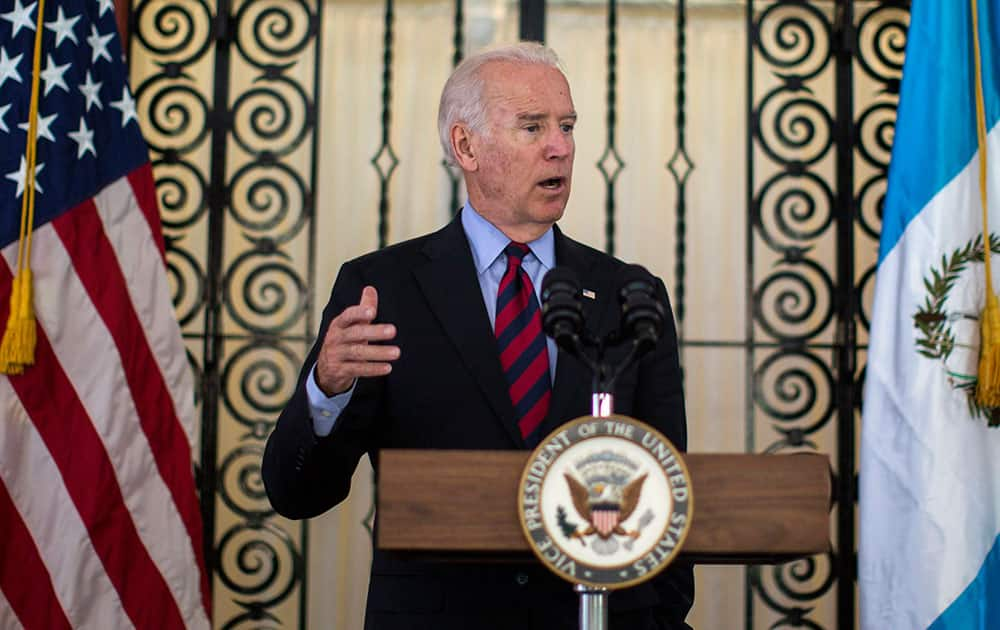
[306,202,558,436]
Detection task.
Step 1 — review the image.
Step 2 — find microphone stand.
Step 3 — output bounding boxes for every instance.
[577,377,613,630]
[568,336,646,630]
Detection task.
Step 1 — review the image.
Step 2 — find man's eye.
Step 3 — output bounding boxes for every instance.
[524,124,540,133]
[561,123,575,133]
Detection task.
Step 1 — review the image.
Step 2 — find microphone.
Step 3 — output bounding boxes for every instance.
[617,265,665,352]
[541,267,584,353]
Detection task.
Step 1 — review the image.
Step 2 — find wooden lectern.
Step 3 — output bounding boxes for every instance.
[377,450,831,564]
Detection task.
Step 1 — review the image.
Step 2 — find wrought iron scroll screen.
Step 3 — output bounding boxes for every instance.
[126,0,909,628]
[744,2,908,629]
[128,0,321,625]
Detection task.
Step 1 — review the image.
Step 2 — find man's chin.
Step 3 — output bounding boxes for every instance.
[548,202,568,222]
[533,196,570,222]
[530,207,565,227]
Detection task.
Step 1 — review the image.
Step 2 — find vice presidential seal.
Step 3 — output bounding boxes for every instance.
[517,415,693,589]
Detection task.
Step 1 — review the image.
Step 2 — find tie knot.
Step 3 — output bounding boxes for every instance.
[505,242,530,263]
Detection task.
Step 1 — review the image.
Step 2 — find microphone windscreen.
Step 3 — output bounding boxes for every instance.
[617,264,656,296]
[541,267,583,341]
[542,266,581,301]
[617,264,665,344]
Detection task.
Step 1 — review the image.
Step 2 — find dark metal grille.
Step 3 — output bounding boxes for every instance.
[746,4,841,624]
[125,0,909,627]
[745,2,909,628]
[669,0,693,334]
[372,0,397,250]
[596,0,623,256]
[128,0,321,624]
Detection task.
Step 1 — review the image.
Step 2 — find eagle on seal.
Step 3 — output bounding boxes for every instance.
[564,472,648,542]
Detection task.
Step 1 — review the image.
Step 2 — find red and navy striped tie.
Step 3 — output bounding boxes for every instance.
[495,242,551,446]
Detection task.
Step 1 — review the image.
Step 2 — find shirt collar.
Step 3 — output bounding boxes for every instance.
[460,201,556,274]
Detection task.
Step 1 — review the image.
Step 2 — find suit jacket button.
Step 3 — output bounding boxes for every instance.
[516,573,529,586]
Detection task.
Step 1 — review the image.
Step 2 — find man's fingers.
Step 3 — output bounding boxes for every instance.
[333,303,378,328]
[359,285,378,314]
[332,286,382,329]
[337,361,393,378]
[336,343,400,363]
[316,286,394,394]
[338,323,396,344]
[344,361,392,378]
[317,341,398,393]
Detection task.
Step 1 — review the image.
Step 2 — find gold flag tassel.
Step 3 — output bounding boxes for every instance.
[972,0,1000,405]
[0,0,46,375]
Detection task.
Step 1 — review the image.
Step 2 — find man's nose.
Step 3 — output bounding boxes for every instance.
[545,129,573,159]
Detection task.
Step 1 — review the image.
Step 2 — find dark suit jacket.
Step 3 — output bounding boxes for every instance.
[263,213,694,629]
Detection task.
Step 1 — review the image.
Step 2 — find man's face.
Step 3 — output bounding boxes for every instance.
[464,61,576,241]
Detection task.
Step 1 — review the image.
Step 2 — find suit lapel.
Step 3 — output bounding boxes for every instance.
[412,217,524,447]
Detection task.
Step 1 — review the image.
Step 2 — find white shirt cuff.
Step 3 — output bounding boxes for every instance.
[305,363,355,436]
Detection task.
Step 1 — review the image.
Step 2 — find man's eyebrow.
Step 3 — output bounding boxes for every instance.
[515,112,578,122]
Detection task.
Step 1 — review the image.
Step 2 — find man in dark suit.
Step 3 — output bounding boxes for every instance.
[263,42,693,629]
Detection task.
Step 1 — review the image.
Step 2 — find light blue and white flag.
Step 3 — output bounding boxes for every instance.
[859,1,1000,629]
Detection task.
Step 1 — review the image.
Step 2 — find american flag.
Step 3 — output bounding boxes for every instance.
[0,0,210,628]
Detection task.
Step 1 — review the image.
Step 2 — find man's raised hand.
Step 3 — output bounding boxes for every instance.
[314,286,399,396]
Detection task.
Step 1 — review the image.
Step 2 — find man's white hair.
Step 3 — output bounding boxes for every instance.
[437,41,565,166]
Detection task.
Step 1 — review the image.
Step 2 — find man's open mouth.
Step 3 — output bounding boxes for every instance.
[539,177,565,189]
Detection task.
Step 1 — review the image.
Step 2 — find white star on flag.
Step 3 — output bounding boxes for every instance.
[0,0,37,38]
[45,7,80,49]
[0,47,23,90]
[110,86,137,127]
[41,53,71,96]
[5,155,45,198]
[67,117,96,158]
[79,70,102,111]
[87,24,113,64]
[97,0,114,17]
[0,103,10,133]
[17,112,58,143]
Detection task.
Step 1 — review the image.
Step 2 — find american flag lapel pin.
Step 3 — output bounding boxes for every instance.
[582,289,596,300]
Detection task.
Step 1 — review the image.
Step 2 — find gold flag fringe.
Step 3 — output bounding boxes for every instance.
[0,0,46,375]
[971,0,1000,405]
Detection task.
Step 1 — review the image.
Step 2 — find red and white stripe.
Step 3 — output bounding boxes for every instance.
[0,167,210,629]
[593,509,619,537]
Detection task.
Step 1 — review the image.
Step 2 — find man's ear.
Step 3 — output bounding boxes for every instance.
[451,124,478,171]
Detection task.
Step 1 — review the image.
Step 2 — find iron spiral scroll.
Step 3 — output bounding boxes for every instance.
[124,0,912,626]
[748,1,909,628]
[130,0,320,624]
